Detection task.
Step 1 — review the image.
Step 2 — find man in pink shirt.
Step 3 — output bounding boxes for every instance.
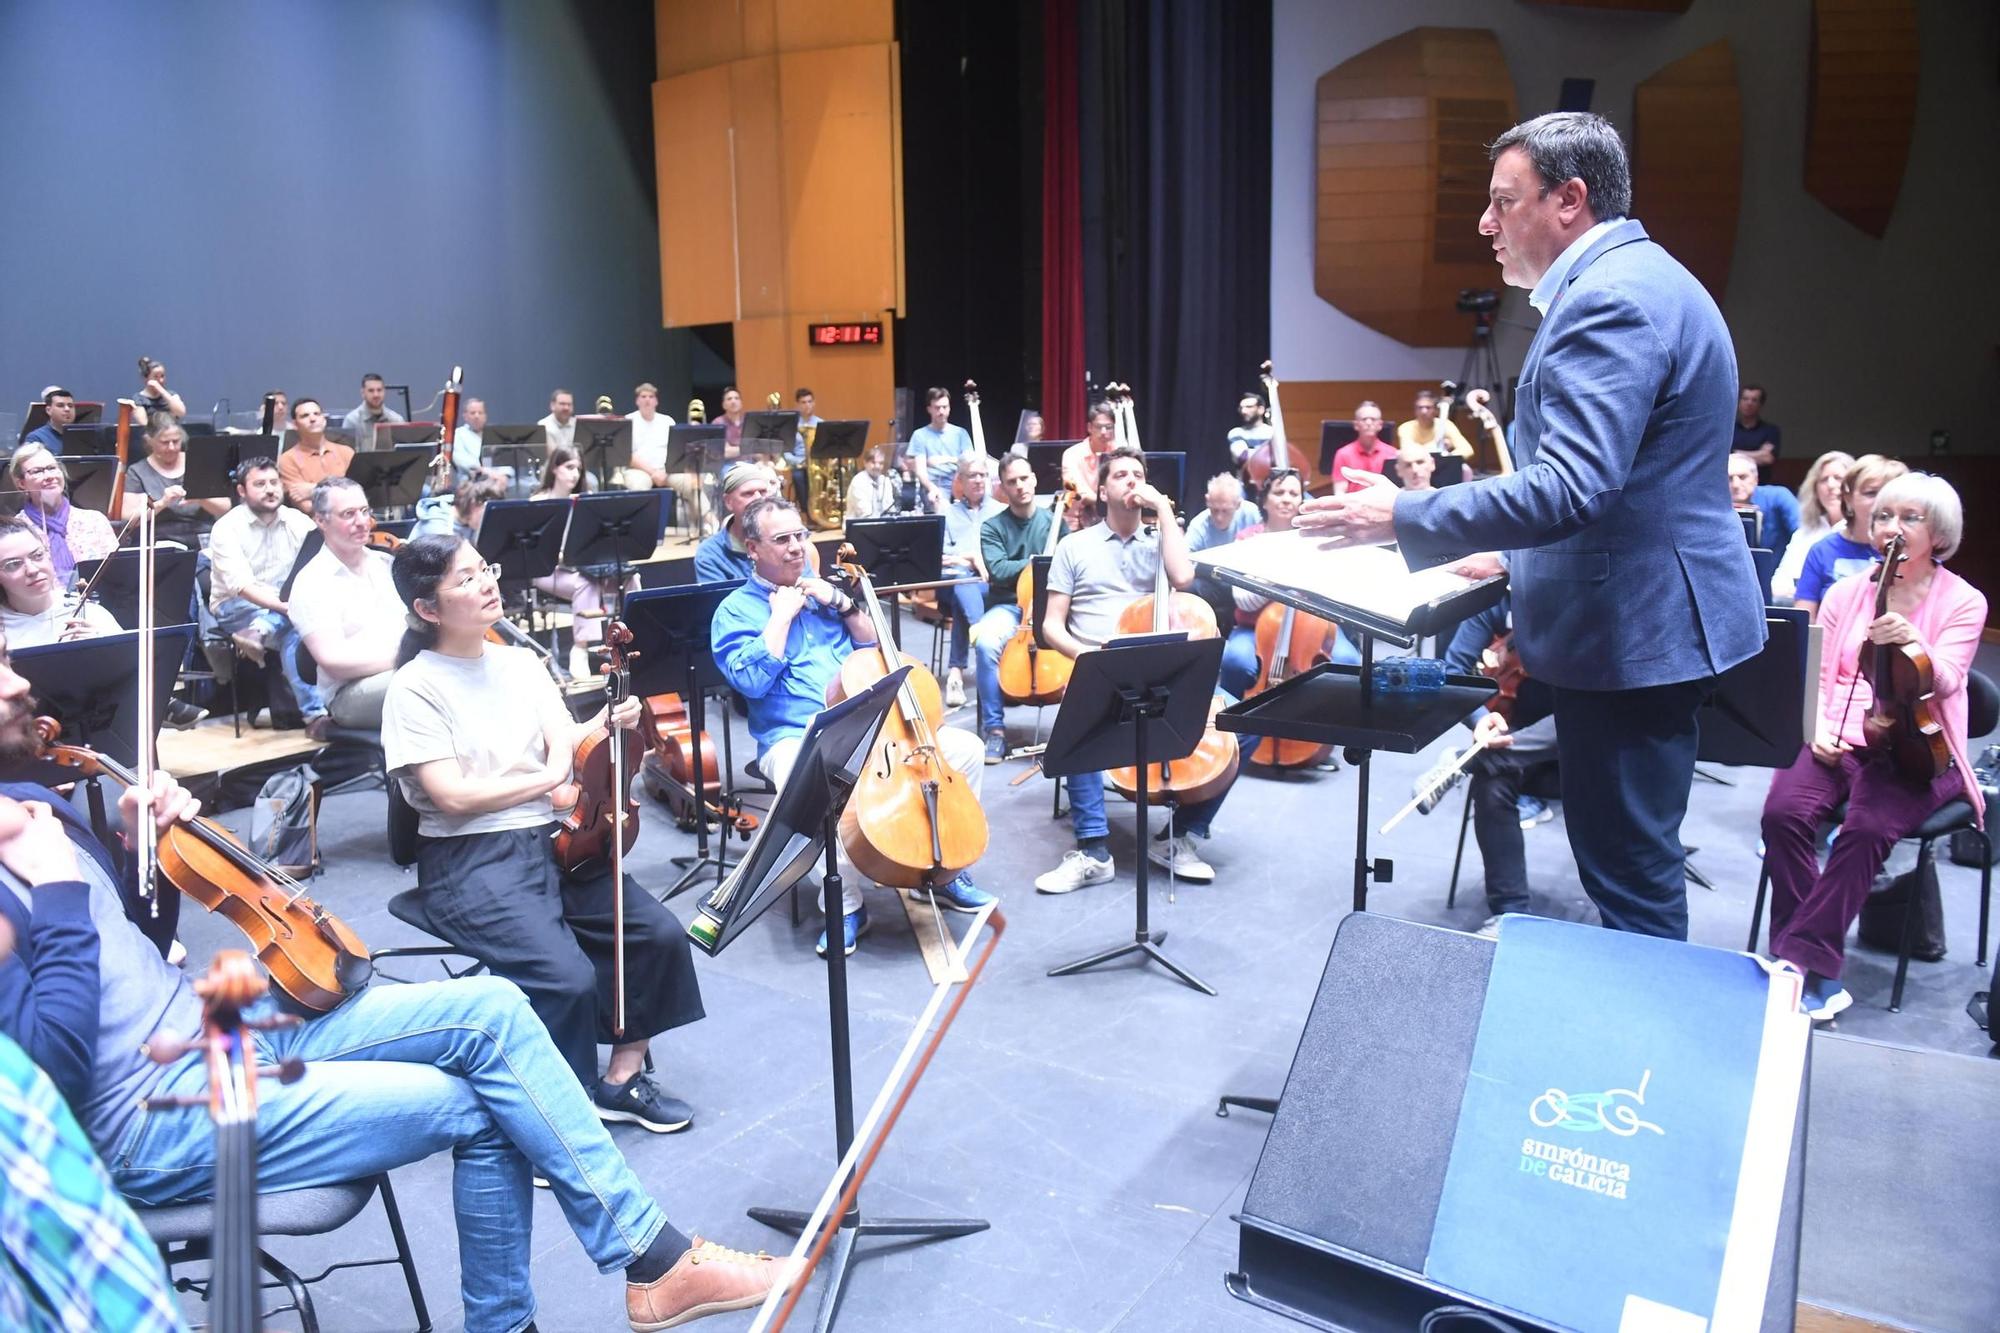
[1329,401,1392,492]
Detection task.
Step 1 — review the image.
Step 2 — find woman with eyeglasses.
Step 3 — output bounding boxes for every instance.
[1758,473,1986,1020]
[7,445,118,586]
[0,517,121,646]
[122,417,230,549]
[382,534,705,1134]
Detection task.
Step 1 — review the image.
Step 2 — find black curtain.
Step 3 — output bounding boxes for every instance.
[1078,0,1272,505]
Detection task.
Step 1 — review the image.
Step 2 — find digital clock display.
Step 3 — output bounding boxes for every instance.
[807,321,883,347]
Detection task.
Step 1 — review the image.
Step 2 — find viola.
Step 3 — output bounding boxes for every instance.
[1479,629,1527,724]
[37,721,373,1013]
[1857,534,1950,783]
[997,482,1079,706]
[142,953,306,1333]
[828,546,988,887]
[1107,519,1239,806]
[642,690,758,838]
[1243,359,1312,486]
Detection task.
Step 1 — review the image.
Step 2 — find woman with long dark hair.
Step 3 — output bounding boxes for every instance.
[382,534,704,1131]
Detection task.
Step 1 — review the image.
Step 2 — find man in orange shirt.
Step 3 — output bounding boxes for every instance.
[276,398,354,510]
[1328,401,1393,493]
[1059,400,1119,504]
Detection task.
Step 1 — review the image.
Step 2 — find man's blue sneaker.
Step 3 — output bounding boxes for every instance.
[926,872,995,914]
[1517,795,1554,828]
[1801,971,1852,1021]
[816,906,870,958]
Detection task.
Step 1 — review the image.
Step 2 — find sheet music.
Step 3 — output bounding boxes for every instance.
[1192,529,1486,630]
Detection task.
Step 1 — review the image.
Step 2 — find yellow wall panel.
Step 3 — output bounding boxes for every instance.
[779,45,899,314]
[654,69,738,328]
[775,0,892,54]
[728,56,789,318]
[655,0,749,79]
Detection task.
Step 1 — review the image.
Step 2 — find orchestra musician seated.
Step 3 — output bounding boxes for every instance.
[1225,391,1274,472]
[0,635,799,1332]
[695,463,785,585]
[1771,450,1854,605]
[1218,468,1358,702]
[6,445,118,587]
[1060,400,1120,506]
[1034,446,1241,891]
[940,454,1003,710]
[1394,441,1437,491]
[971,454,1067,762]
[1758,473,1986,1019]
[844,445,898,519]
[0,519,121,647]
[1328,401,1393,492]
[1790,453,1908,619]
[122,417,230,549]
[712,497,993,957]
[288,477,403,738]
[413,467,507,544]
[276,397,354,512]
[384,534,704,1132]
[1394,388,1474,468]
[1183,472,1261,553]
[1728,450,1798,563]
[203,456,324,719]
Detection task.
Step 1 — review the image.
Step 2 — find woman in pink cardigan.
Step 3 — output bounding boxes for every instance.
[1760,472,1987,1019]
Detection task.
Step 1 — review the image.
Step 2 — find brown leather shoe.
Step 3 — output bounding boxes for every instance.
[626,1236,805,1330]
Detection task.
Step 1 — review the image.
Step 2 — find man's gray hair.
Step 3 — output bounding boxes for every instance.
[1490,112,1632,222]
[311,475,365,518]
[1206,472,1243,501]
[741,496,801,544]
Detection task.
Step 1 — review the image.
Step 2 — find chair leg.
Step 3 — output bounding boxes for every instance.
[374,1173,433,1332]
[1747,861,1771,953]
[1890,840,1932,1013]
[258,1249,319,1333]
[1447,785,1474,909]
[1978,832,1992,968]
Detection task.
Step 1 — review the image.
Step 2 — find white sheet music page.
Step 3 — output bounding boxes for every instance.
[1192,528,1482,631]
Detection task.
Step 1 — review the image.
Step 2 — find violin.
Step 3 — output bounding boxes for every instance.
[1108,524,1240,806]
[37,721,373,1012]
[1479,629,1527,724]
[1243,360,1312,486]
[642,690,758,838]
[551,619,644,1034]
[1857,534,1950,783]
[143,953,306,1333]
[827,545,988,887]
[997,482,1079,706]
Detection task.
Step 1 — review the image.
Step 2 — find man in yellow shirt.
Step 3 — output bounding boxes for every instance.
[1395,388,1474,462]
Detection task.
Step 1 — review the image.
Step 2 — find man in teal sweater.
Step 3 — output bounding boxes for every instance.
[972,455,1072,761]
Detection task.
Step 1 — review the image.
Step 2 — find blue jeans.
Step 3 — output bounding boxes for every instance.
[947,580,987,670]
[215,595,326,719]
[110,977,668,1333]
[971,602,1021,734]
[1067,765,1233,841]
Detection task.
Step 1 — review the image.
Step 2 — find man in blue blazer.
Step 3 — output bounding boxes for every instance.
[1301,112,1765,939]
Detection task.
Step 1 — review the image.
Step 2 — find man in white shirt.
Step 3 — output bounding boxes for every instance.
[621,383,676,490]
[204,456,324,717]
[289,476,405,736]
[539,389,578,452]
[940,454,1003,707]
[340,372,406,450]
[451,397,486,481]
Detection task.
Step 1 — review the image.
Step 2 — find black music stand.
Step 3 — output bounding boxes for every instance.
[1044,633,1226,995]
[1318,421,1357,476]
[48,422,125,456]
[664,423,726,537]
[73,549,198,633]
[742,410,799,456]
[846,514,946,649]
[484,424,547,496]
[19,400,103,442]
[574,418,633,491]
[12,625,196,771]
[344,446,435,514]
[686,666,989,1329]
[807,420,869,531]
[1027,441,1078,494]
[181,435,248,500]
[1141,450,1186,515]
[623,582,747,897]
[56,456,122,515]
[564,493,661,631]
[379,423,439,452]
[474,499,568,585]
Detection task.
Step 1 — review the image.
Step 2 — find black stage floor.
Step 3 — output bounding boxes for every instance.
[164,633,2000,1331]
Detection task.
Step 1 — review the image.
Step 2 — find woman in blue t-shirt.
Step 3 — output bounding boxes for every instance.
[1791,453,1908,617]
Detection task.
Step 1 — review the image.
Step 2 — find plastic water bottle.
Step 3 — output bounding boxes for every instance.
[1372,657,1447,694]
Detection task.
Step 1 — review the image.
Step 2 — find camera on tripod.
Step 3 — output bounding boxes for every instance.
[1456,288,1499,315]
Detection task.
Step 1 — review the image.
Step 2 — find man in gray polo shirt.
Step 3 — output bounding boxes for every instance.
[339,371,405,449]
[1033,445,1240,892]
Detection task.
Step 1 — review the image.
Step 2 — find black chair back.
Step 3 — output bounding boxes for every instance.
[1967,669,1999,740]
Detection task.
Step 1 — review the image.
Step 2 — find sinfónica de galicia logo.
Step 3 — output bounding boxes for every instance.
[1516,1070,1664,1200]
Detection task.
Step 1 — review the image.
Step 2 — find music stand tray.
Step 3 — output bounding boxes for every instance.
[1698,608,1810,769]
[1027,441,1078,495]
[1218,665,1496,754]
[474,499,569,584]
[345,446,436,512]
[809,420,868,466]
[565,492,661,572]
[665,423,726,474]
[19,400,104,442]
[845,515,945,589]
[181,435,248,500]
[53,456,122,515]
[48,422,124,456]
[379,423,439,451]
[73,549,199,634]
[1043,633,1226,994]
[11,625,196,770]
[574,418,634,490]
[741,410,800,453]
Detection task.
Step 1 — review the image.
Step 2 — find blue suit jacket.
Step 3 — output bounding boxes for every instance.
[1394,220,1766,691]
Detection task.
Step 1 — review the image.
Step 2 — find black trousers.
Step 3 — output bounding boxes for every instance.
[416,824,705,1088]
[1468,747,1561,916]
[1551,678,1713,940]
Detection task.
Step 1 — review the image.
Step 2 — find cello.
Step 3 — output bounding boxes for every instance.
[642,688,759,838]
[1855,533,1951,783]
[1241,469,1337,767]
[996,482,1079,706]
[827,545,988,888]
[1107,529,1239,807]
[1243,360,1312,487]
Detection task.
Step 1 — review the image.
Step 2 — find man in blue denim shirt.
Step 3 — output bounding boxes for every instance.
[712,497,994,957]
[0,635,796,1332]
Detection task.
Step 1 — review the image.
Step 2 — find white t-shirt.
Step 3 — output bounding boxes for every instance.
[383,644,577,838]
[627,410,676,473]
[0,597,121,648]
[287,546,402,687]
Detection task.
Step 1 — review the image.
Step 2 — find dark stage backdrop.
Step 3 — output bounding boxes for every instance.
[0,0,689,433]
[1078,0,1273,503]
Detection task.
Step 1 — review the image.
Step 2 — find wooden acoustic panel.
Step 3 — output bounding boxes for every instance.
[1632,40,1742,301]
[1805,0,1918,237]
[1522,1,1692,11]
[656,0,893,79]
[1314,29,1518,348]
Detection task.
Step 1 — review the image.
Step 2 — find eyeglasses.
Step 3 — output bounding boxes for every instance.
[1265,468,1302,485]
[330,505,373,523]
[19,464,62,480]
[759,530,811,547]
[0,550,52,576]
[1871,509,1929,527]
[452,562,503,591]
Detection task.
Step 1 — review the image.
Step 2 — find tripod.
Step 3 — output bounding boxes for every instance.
[1456,310,1505,412]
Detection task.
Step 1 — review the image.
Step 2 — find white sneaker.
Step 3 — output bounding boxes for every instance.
[1035,849,1115,894]
[1148,834,1215,883]
[1475,916,1502,940]
[944,669,966,708]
